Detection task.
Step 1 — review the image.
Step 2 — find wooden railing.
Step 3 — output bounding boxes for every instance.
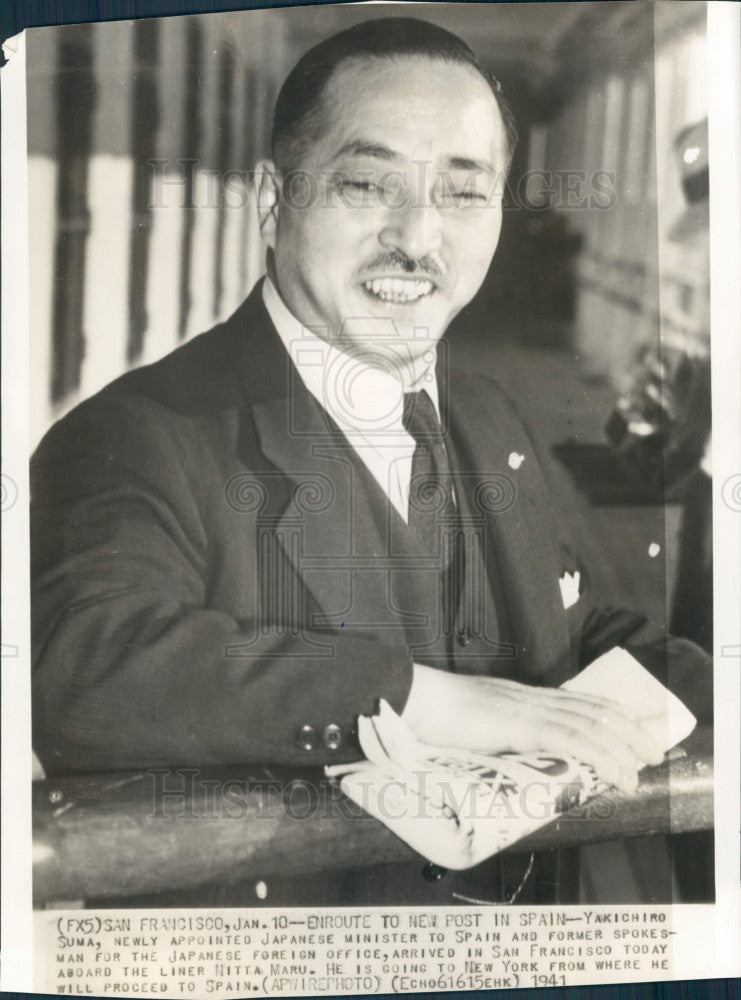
[33,727,713,906]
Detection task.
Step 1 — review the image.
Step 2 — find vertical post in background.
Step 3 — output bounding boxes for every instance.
[600,73,629,377]
[212,44,235,322]
[654,14,709,360]
[621,68,655,384]
[26,27,59,448]
[185,18,221,339]
[79,20,134,400]
[574,83,607,376]
[176,18,202,342]
[50,24,95,404]
[220,54,251,318]
[144,15,187,364]
[126,18,160,365]
[653,30,688,356]
[240,67,266,297]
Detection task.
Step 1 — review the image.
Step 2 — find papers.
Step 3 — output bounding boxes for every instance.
[326,650,696,870]
[561,645,697,750]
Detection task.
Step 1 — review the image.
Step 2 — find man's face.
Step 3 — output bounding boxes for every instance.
[261,55,509,377]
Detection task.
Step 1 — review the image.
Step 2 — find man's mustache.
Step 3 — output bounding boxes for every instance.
[361,251,445,280]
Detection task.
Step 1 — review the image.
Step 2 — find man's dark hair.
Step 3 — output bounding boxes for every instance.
[271,16,518,171]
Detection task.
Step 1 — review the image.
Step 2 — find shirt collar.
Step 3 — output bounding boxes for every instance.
[261,277,440,440]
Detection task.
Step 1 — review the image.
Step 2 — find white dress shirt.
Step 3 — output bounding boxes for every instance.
[262,277,441,522]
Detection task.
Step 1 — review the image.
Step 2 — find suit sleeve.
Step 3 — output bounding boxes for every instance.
[31,396,413,772]
[495,381,713,725]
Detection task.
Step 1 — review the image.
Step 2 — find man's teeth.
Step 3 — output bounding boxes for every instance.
[363,277,434,303]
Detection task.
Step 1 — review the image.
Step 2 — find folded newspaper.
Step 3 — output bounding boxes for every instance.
[325,648,697,870]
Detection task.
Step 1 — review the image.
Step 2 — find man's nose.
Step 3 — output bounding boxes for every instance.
[378,200,442,261]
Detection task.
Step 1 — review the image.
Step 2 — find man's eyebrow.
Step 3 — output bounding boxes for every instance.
[327,143,498,174]
[330,140,400,163]
[446,155,496,175]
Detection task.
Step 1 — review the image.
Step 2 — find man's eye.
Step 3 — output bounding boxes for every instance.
[442,190,488,206]
[334,178,377,198]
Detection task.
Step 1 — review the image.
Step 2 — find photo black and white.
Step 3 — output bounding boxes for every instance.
[1,0,740,994]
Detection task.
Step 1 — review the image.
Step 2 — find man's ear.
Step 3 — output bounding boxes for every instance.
[255,159,280,249]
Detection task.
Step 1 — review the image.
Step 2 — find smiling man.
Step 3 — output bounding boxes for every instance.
[260,49,508,364]
[31,17,711,905]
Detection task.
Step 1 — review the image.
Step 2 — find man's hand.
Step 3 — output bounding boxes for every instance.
[401,663,665,793]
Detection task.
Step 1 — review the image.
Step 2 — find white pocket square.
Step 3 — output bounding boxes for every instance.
[559,570,581,610]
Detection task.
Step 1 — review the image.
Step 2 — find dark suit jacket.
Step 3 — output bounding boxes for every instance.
[31,282,712,774]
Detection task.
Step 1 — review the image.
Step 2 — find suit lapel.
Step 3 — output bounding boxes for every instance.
[446,369,573,683]
[236,287,397,633]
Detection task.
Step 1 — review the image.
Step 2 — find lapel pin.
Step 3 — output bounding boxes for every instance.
[508,452,525,470]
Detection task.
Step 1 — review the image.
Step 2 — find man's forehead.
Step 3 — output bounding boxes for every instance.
[313,54,507,165]
[324,53,499,111]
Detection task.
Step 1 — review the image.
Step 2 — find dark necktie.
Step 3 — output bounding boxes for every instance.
[402,389,455,555]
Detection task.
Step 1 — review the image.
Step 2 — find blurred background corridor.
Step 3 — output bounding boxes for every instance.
[25,0,712,902]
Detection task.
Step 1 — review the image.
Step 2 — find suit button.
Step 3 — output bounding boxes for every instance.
[296,724,317,752]
[322,723,343,751]
[457,629,470,647]
[422,862,447,882]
